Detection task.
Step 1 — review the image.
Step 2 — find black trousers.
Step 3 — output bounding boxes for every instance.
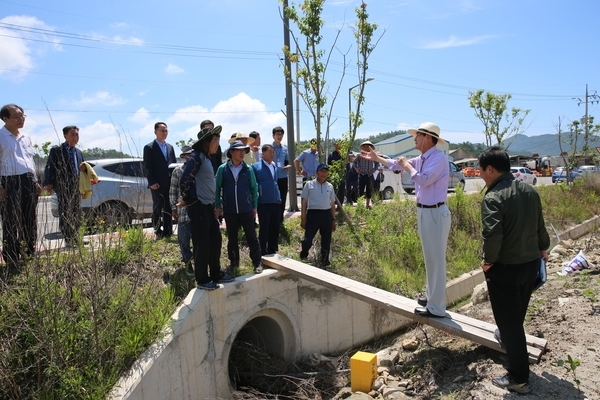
[300,209,332,266]
[277,178,288,222]
[151,188,173,236]
[0,173,38,264]
[187,202,221,284]
[485,258,539,383]
[224,211,261,269]
[257,203,281,255]
[57,185,81,243]
[346,179,358,203]
[335,180,345,205]
[358,174,373,199]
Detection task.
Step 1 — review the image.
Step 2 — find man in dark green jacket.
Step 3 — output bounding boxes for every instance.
[478,146,550,395]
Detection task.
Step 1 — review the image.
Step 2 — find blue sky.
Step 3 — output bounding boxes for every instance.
[1,0,599,156]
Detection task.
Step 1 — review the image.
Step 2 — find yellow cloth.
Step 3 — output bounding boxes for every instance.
[79,162,98,199]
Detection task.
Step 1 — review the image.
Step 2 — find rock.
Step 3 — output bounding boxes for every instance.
[471,282,488,305]
[372,377,386,391]
[552,245,569,255]
[382,386,409,399]
[377,366,389,374]
[345,392,373,400]
[331,387,354,400]
[401,338,419,351]
[558,297,570,306]
[377,348,399,367]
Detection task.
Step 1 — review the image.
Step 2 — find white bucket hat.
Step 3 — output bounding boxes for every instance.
[407,122,446,144]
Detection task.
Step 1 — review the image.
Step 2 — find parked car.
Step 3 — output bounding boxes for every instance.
[401,161,466,195]
[578,165,600,175]
[51,158,180,228]
[552,167,582,183]
[510,167,537,185]
[380,167,404,200]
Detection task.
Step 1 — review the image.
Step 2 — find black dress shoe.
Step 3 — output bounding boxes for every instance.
[417,296,427,306]
[414,306,445,318]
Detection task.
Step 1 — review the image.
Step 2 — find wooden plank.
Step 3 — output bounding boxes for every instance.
[262,254,546,363]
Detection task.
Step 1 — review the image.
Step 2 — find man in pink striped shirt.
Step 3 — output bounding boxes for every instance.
[361,122,451,318]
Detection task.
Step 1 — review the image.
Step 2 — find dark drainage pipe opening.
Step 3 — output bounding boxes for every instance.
[228,316,286,390]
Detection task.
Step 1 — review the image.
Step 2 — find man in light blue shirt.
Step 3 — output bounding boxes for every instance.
[294,138,319,182]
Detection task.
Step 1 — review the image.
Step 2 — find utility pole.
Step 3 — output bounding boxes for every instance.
[282,0,298,211]
[295,44,300,143]
[573,84,600,155]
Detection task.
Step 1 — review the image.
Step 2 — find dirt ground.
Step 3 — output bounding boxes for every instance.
[348,230,600,400]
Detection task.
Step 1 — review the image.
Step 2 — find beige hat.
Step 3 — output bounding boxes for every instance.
[407,122,447,144]
[359,140,375,150]
[228,132,255,145]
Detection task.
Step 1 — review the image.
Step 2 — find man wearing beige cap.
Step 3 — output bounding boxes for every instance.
[361,122,451,318]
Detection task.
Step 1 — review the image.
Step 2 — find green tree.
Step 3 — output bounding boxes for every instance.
[448,141,486,155]
[82,148,132,159]
[468,89,530,149]
[577,115,600,156]
[282,0,349,163]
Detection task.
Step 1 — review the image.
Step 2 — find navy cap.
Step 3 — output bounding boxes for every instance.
[316,163,329,171]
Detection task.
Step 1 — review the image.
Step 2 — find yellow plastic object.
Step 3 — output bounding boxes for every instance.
[350,351,377,392]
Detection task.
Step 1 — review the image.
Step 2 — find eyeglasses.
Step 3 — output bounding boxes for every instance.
[10,114,26,119]
[274,132,284,136]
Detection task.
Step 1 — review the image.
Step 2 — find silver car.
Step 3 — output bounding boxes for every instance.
[51,158,178,227]
[400,161,466,195]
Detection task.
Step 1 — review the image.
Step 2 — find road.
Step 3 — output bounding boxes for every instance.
[285,176,554,211]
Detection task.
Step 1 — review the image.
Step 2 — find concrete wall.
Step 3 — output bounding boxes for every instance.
[109,270,410,400]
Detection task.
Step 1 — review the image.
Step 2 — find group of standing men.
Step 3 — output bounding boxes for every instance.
[0,107,549,394]
[156,122,293,291]
[0,104,86,275]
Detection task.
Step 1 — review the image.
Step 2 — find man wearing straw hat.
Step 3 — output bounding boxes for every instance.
[361,122,451,318]
[215,140,263,275]
[179,125,230,290]
[354,140,379,209]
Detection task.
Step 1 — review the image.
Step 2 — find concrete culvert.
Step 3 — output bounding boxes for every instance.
[228,316,287,390]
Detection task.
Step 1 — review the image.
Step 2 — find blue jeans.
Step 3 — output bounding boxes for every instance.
[177,220,193,263]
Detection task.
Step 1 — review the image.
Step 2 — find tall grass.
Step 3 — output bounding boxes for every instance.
[0,229,179,400]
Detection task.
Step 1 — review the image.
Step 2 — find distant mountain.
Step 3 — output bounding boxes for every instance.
[500,134,600,156]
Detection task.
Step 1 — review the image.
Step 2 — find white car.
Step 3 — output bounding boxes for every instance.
[401,161,466,195]
[510,167,537,185]
[51,158,181,227]
[579,165,600,175]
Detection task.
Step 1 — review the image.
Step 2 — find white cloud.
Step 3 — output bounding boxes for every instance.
[418,34,497,49]
[165,63,185,74]
[25,93,286,157]
[130,107,151,124]
[80,120,145,156]
[75,91,125,106]
[110,22,130,29]
[168,105,210,124]
[165,92,286,150]
[0,15,58,78]
[89,32,144,46]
